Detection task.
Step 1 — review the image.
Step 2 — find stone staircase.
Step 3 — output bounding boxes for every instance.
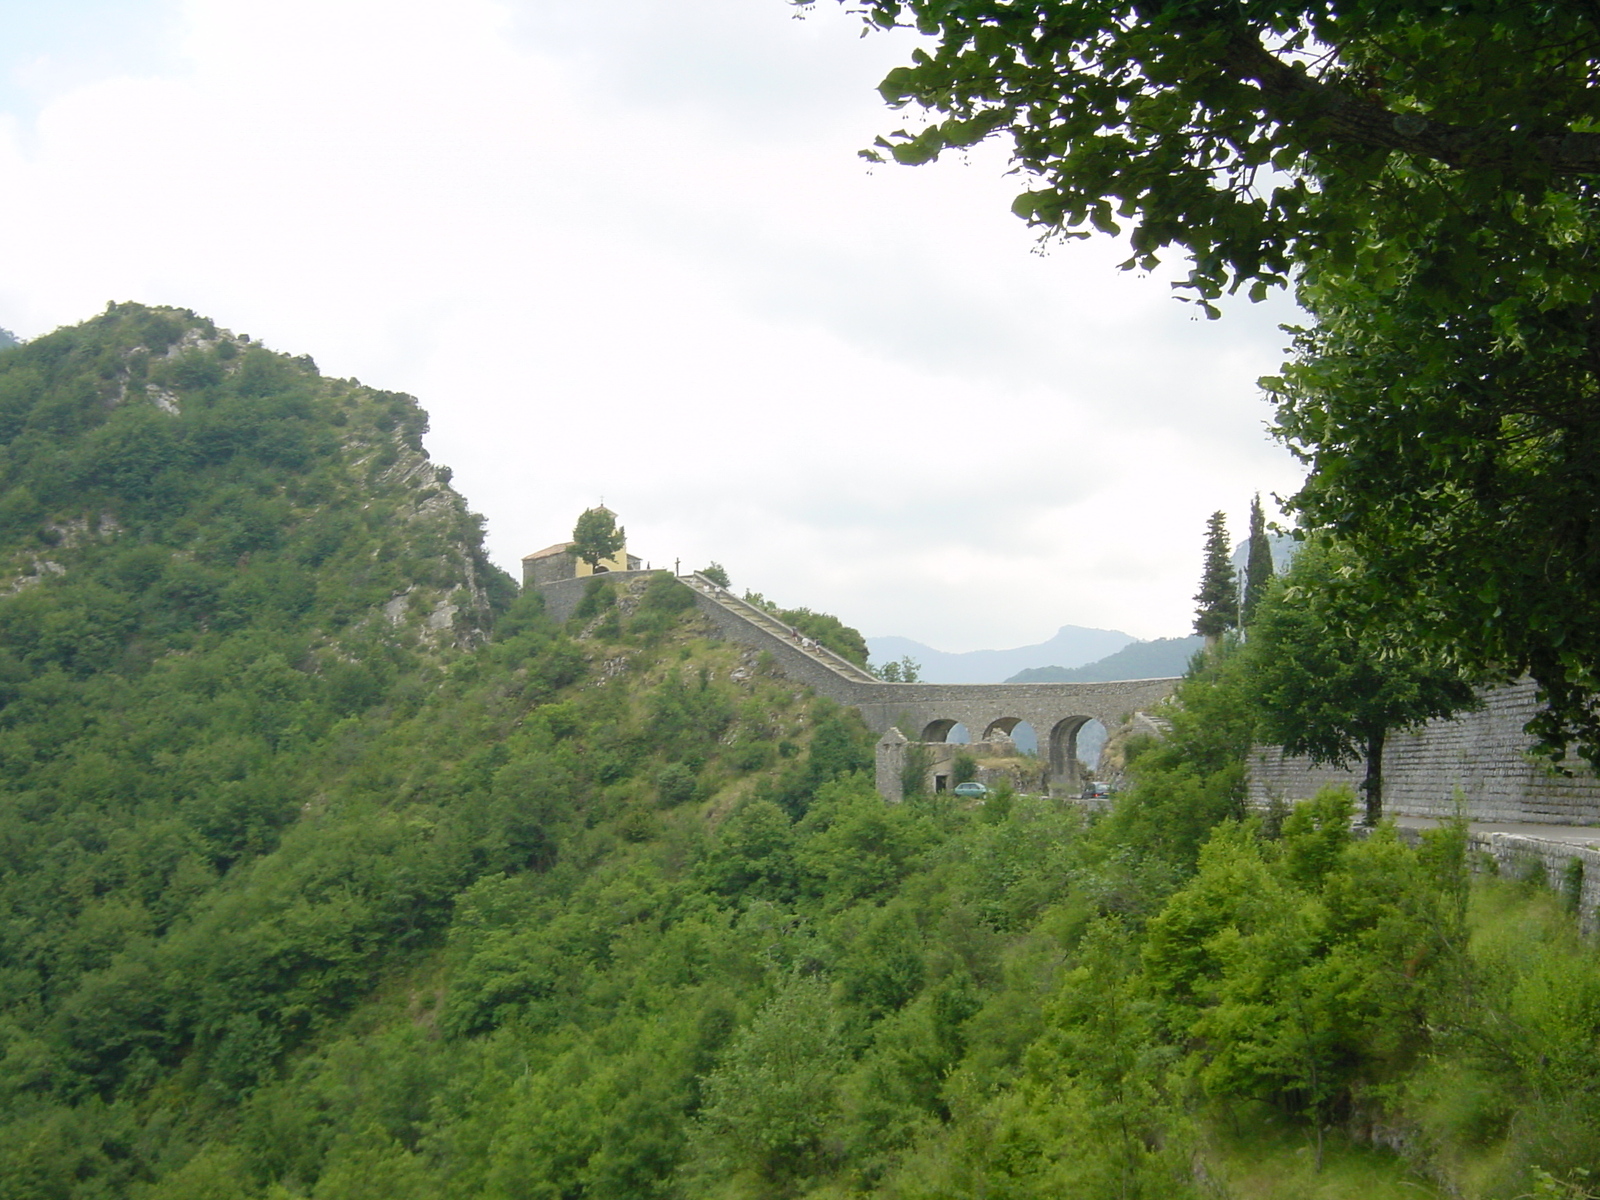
[680,574,879,684]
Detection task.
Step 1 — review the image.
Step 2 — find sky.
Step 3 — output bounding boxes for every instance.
[0,0,1308,651]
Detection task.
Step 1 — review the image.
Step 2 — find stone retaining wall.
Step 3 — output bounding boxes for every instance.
[1249,680,1600,825]
[1384,824,1600,931]
[538,570,662,624]
[1472,832,1600,929]
[686,592,864,704]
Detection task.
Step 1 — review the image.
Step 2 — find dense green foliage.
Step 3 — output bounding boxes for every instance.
[741,589,872,668]
[1247,539,1479,823]
[869,654,921,683]
[1268,222,1600,766]
[0,303,516,1127]
[3,305,1599,1199]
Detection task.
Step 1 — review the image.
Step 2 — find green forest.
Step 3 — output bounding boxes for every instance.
[0,304,1597,1200]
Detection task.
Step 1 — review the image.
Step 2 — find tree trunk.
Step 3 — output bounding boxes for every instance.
[1361,728,1386,826]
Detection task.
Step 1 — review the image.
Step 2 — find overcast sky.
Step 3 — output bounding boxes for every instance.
[0,0,1307,651]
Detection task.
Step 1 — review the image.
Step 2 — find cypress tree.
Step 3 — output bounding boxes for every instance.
[1193,511,1238,643]
[1241,494,1274,627]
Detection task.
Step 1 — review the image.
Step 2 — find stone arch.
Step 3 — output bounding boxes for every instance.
[983,716,1022,740]
[921,718,960,742]
[1047,716,1092,782]
[983,716,1039,754]
[1077,718,1110,774]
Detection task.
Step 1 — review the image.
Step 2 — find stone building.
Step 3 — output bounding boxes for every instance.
[521,507,641,588]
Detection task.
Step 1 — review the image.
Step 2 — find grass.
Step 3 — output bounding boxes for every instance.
[1203,1107,1445,1199]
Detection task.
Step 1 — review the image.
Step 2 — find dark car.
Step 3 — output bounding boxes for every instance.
[1080,781,1112,799]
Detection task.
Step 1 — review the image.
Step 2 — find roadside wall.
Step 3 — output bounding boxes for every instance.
[1249,680,1600,825]
[1471,832,1600,928]
[1383,824,1600,931]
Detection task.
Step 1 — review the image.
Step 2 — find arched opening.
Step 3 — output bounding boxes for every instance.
[982,718,1039,756]
[1047,718,1082,780]
[1047,716,1106,788]
[920,719,970,744]
[1077,718,1108,776]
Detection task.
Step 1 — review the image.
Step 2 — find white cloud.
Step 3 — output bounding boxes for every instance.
[0,0,1306,650]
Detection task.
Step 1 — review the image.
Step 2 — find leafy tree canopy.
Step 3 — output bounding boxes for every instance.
[570,506,624,570]
[830,0,1600,763]
[872,654,922,682]
[831,0,1600,307]
[1245,537,1479,823]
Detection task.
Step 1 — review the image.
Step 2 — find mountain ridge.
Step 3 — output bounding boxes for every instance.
[1006,635,1203,683]
[866,623,1135,683]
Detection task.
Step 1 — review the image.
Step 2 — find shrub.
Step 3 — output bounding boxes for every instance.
[640,573,695,614]
[657,763,698,807]
[572,578,615,622]
[952,752,979,786]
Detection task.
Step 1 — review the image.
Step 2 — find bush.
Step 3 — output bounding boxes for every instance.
[657,763,698,807]
[640,573,695,614]
[572,578,615,622]
[952,752,979,786]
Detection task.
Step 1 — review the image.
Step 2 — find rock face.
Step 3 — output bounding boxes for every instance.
[1249,679,1600,825]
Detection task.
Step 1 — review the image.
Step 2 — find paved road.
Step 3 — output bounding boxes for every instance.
[1391,815,1600,848]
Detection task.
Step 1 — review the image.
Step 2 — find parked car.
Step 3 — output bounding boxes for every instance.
[1080,781,1112,799]
[952,781,989,799]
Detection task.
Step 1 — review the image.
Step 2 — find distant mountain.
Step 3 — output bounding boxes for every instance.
[867,625,1135,684]
[0,327,19,351]
[1231,531,1297,579]
[1007,635,1203,683]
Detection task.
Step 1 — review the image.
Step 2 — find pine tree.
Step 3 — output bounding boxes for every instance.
[1194,511,1238,643]
[1241,494,1275,628]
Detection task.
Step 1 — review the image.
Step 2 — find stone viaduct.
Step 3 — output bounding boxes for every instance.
[539,570,1180,800]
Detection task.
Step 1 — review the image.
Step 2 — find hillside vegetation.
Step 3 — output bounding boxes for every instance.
[0,307,1597,1200]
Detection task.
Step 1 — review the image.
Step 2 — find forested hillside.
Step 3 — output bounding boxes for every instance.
[1,306,1597,1200]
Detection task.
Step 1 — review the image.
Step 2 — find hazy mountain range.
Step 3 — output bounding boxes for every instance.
[866,625,1137,684]
[1006,635,1204,683]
